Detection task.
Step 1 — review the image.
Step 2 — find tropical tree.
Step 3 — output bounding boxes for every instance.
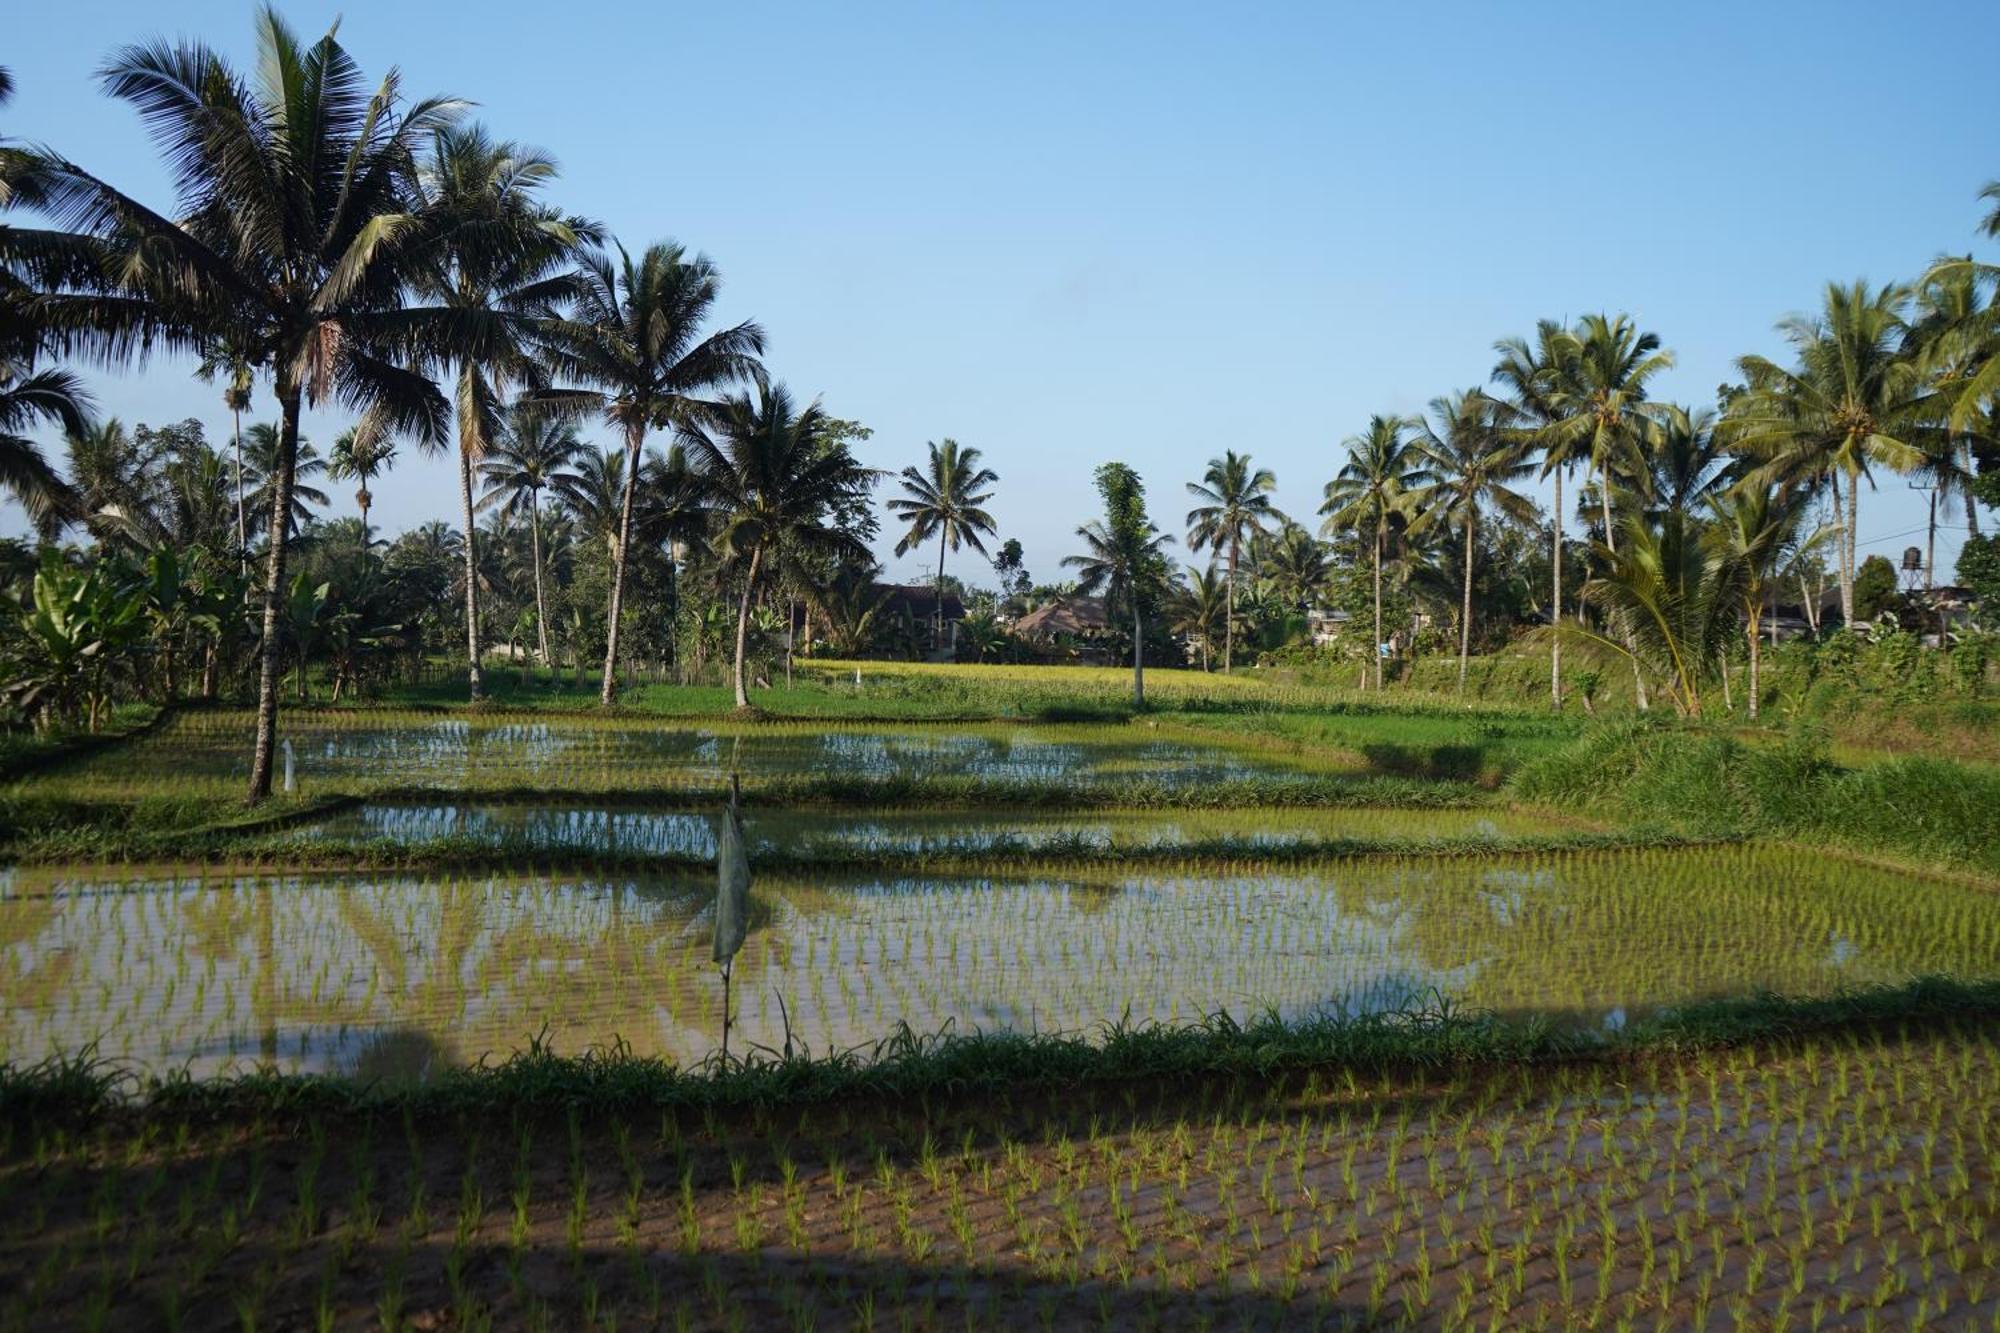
[1540,314,1675,551]
[326,421,396,551]
[1911,256,1996,543]
[242,424,327,541]
[1729,280,1935,625]
[403,125,596,703]
[1413,390,1537,692]
[1579,513,1744,719]
[1254,519,1331,615]
[1320,415,1430,689]
[1185,449,1278,672]
[1170,563,1229,671]
[887,439,998,645]
[681,384,876,709]
[195,339,255,568]
[479,405,584,665]
[1492,320,1572,707]
[0,355,85,533]
[1706,483,1832,719]
[533,242,765,704]
[4,9,466,801]
[1064,463,1173,706]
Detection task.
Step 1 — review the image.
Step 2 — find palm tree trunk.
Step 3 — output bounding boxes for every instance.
[246,384,301,804]
[936,525,949,659]
[457,447,484,703]
[1746,612,1761,721]
[1372,521,1384,691]
[1965,442,1981,538]
[1839,469,1859,627]
[600,424,644,706]
[1132,599,1144,707]
[1223,538,1237,673]
[530,491,552,667]
[232,404,248,577]
[733,543,764,710]
[1550,467,1564,710]
[1458,507,1475,694]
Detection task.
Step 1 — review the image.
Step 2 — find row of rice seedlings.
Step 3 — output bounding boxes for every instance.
[3,1020,1994,1328]
[5,845,1995,1079]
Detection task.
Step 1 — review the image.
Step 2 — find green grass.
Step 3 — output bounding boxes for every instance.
[1510,717,2000,874]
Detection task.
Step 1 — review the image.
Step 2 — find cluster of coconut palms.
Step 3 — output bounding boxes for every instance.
[0,13,876,799]
[1157,256,1999,719]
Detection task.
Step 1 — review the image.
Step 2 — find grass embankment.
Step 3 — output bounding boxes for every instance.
[1511,718,2000,876]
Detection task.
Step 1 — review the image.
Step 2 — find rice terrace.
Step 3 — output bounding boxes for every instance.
[5,3,2000,1330]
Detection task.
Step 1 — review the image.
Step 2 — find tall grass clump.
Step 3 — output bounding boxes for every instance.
[1512,718,2000,873]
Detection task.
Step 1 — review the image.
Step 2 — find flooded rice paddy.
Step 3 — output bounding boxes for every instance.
[37,712,1359,797]
[291,801,1573,857]
[4,845,1992,1078]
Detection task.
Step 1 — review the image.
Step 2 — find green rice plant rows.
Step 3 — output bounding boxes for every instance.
[2,1013,1996,1329]
[2,845,1994,1081]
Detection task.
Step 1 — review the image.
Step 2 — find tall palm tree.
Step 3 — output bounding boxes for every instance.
[534,242,765,704]
[1706,483,1832,720]
[326,421,396,551]
[1492,320,1572,708]
[887,439,998,648]
[1413,390,1537,692]
[1641,405,1733,526]
[1911,256,1996,542]
[1541,314,1675,554]
[478,405,584,665]
[1728,280,1936,626]
[4,8,465,801]
[195,339,255,570]
[1064,463,1173,706]
[682,384,877,709]
[1320,415,1431,690]
[552,445,628,554]
[1170,563,1229,671]
[1185,449,1279,672]
[242,424,327,541]
[402,125,596,703]
[1255,519,1331,612]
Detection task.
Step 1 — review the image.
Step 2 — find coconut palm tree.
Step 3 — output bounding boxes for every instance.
[681,384,876,709]
[1170,563,1229,671]
[1413,390,1537,693]
[4,9,466,801]
[1185,450,1279,672]
[1982,180,2000,239]
[326,421,396,551]
[888,439,998,650]
[400,125,597,703]
[1064,463,1173,706]
[1320,415,1431,690]
[1492,320,1572,708]
[1706,483,1832,719]
[533,242,765,704]
[478,405,584,665]
[1579,512,1745,719]
[242,424,327,542]
[1911,257,1996,542]
[1541,314,1675,552]
[1729,280,1937,626]
[195,339,256,570]
[0,354,86,535]
[552,445,628,554]
[1640,405,1733,527]
[1255,519,1332,612]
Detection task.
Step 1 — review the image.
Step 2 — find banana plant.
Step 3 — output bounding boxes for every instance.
[4,551,147,731]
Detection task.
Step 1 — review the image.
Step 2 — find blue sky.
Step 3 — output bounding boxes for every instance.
[6,1,1998,587]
